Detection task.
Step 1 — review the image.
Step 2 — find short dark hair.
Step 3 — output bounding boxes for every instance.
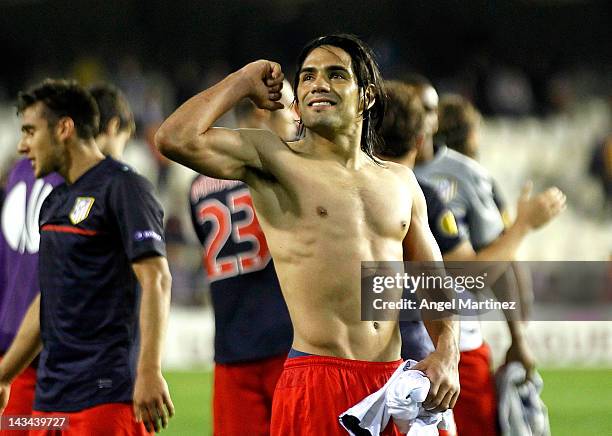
[88,83,135,135]
[293,34,387,164]
[17,78,99,140]
[377,81,426,158]
[436,94,481,155]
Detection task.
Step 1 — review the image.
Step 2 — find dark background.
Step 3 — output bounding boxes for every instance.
[1,0,610,115]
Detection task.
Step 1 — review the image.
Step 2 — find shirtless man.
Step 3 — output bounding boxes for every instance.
[156,34,459,435]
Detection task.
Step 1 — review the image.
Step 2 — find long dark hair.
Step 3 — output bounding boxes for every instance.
[293,34,387,164]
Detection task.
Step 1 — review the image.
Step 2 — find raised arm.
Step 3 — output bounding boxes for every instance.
[402,173,460,413]
[444,182,566,262]
[442,183,565,377]
[155,60,285,180]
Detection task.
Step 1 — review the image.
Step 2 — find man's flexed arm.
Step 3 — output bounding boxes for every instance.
[155,61,285,180]
[402,172,460,413]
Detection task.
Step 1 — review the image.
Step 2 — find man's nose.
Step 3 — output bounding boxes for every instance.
[310,75,330,93]
[17,138,28,155]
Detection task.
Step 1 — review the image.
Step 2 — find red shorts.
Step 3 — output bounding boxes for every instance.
[453,343,498,436]
[270,355,402,436]
[0,360,36,436]
[437,410,458,436]
[29,403,151,436]
[213,354,286,436]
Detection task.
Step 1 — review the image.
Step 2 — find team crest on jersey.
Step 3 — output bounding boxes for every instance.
[438,210,459,236]
[69,197,95,224]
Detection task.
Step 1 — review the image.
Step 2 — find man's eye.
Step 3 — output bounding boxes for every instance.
[331,73,344,79]
[303,74,314,81]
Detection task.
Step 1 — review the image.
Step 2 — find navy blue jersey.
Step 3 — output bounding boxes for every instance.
[400,180,464,361]
[189,175,292,364]
[36,157,165,412]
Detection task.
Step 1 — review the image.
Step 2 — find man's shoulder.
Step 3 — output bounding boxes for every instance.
[98,159,158,208]
[105,159,152,187]
[238,128,287,148]
[380,160,417,184]
[240,129,305,158]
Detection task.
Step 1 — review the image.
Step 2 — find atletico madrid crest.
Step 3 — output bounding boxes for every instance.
[69,197,95,224]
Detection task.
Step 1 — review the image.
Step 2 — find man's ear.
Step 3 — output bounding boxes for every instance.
[364,84,376,111]
[56,117,76,141]
[106,116,121,136]
[359,84,376,114]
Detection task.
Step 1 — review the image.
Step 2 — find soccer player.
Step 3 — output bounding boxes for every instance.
[189,85,295,435]
[407,79,566,436]
[156,34,459,435]
[435,94,512,226]
[0,82,136,436]
[0,79,173,435]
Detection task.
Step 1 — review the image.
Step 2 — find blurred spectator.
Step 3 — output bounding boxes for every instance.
[589,135,612,206]
[71,56,107,87]
[435,94,482,160]
[486,65,535,116]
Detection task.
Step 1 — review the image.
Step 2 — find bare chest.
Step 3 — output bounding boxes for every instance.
[287,162,412,240]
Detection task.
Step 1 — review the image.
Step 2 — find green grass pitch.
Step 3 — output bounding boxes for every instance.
[162,368,612,435]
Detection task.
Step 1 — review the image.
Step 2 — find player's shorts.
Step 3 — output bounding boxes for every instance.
[213,353,286,436]
[0,360,36,436]
[29,403,151,436]
[453,342,498,436]
[270,354,403,436]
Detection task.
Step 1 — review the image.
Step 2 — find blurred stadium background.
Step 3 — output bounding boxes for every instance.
[1,0,610,434]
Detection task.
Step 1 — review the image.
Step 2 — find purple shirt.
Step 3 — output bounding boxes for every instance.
[0,159,63,353]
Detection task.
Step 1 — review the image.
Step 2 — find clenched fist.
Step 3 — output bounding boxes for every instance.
[240,60,285,111]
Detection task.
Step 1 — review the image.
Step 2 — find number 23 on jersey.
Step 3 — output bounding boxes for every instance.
[196,188,271,282]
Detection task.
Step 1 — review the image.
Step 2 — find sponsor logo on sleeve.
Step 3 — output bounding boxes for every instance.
[134,230,163,242]
[69,197,95,225]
